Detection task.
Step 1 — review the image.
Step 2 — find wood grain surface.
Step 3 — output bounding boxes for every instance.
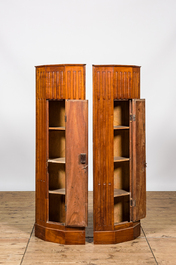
[132,99,146,221]
[1,191,176,264]
[93,66,114,232]
[65,100,88,227]
[35,64,87,244]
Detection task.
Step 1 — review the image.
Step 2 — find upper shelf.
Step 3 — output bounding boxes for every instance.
[49,127,65,131]
[48,158,65,164]
[114,126,129,130]
[114,157,129,162]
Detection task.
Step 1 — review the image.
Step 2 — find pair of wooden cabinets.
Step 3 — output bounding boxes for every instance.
[35,64,146,245]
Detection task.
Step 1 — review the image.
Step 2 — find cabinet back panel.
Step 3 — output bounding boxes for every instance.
[49,164,65,190]
[114,196,130,224]
[49,194,65,223]
[49,131,65,158]
[114,130,129,158]
[114,162,129,191]
[49,101,65,127]
[114,101,129,126]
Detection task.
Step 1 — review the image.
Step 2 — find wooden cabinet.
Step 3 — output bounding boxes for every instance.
[93,65,146,244]
[35,64,88,245]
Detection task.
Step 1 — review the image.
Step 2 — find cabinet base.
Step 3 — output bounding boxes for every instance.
[94,221,140,244]
[35,223,86,245]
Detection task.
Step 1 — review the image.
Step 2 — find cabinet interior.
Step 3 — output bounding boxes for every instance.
[114,100,130,224]
[48,100,66,224]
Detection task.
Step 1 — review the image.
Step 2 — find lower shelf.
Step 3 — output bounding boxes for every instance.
[114,189,130,197]
[49,188,65,195]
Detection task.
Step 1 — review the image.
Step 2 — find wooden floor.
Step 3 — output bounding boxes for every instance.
[0,192,176,264]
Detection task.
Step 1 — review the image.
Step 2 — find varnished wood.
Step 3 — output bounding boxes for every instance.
[93,66,114,232]
[65,100,88,227]
[93,65,145,244]
[132,99,146,221]
[36,64,87,245]
[94,222,140,244]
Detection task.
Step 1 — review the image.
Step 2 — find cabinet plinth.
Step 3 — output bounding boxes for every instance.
[35,64,88,245]
[93,65,146,244]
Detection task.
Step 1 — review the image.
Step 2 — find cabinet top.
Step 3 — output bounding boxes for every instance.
[35,64,86,68]
[92,64,141,68]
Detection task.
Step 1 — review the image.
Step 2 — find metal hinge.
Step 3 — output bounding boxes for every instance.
[65,115,67,122]
[65,205,67,212]
[130,114,136,122]
[130,199,136,207]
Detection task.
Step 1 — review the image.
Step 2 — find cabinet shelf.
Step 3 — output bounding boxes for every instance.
[114,156,129,162]
[114,189,130,198]
[48,157,65,164]
[49,127,65,131]
[49,188,65,195]
[114,125,129,130]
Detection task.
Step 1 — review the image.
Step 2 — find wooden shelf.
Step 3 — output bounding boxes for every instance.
[114,189,130,198]
[49,127,65,131]
[49,188,65,195]
[48,157,65,164]
[114,125,129,130]
[114,156,129,162]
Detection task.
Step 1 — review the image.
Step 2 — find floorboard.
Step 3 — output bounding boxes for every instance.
[0,191,176,264]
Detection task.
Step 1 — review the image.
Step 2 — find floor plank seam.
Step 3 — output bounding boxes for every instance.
[141,225,158,265]
[20,223,35,265]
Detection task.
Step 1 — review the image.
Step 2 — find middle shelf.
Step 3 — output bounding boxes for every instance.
[114,156,129,162]
[48,157,65,164]
[49,127,65,131]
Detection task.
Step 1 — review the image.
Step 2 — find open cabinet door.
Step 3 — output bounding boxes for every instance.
[131,99,146,221]
[65,100,88,227]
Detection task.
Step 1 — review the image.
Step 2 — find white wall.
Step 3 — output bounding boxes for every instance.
[0,0,176,191]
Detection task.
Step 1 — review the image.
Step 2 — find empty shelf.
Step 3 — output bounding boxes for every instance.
[48,157,65,164]
[114,189,130,197]
[49,188,65,195]
[114,125,129,130]
[49,127,65,130]
[114,157,129,162]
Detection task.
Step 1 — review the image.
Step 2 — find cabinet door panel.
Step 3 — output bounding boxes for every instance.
[65,100,88,227]
[132,99,146,221]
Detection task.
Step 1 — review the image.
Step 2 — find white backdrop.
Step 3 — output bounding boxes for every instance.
[0,0,176,191]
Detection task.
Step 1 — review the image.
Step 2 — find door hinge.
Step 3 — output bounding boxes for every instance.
[130,114,136,122]
[65,205,67,212]
[65,115,67,122]
[130,199,136,207]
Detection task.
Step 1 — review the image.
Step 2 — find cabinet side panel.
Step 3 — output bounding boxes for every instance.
[93,67,114,231]
[65,66,85,100]
[36,68,47,225]
[113,67,133,99]
[132,68,140,99]
[65,100,88,227]
[132,99,146,221]
[45,66,65,99]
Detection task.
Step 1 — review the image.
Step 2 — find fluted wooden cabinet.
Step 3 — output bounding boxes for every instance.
[35,64,88,245]
[93,65,146,244]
